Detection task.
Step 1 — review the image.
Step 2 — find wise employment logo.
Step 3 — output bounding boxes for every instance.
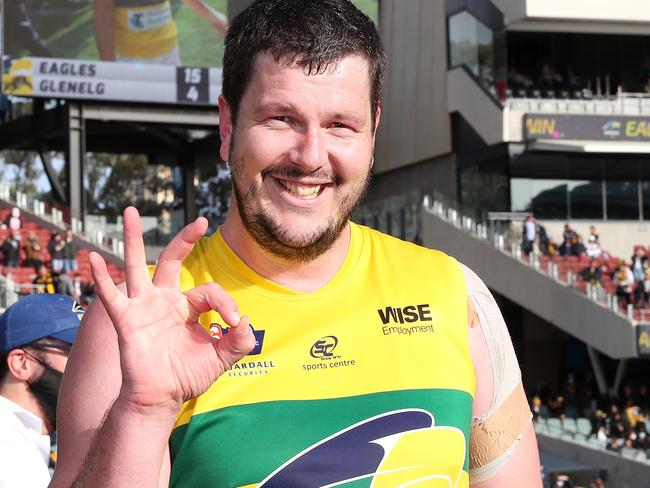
[209,323,265,356]
[258,409,466,487]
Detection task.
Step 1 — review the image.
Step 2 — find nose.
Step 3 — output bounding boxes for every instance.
[291,127,325,171]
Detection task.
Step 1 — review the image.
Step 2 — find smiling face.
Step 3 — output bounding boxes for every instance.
[220,53,379,262]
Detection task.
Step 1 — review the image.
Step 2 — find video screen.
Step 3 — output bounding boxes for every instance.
[1,0,378,106]
[2,0,228,105]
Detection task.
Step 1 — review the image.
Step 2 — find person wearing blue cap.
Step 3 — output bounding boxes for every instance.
[0,294,83,488]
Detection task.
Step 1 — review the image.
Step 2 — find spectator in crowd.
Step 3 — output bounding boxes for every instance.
[0,94,12,124]
[54,272,86,305]
[23,230,43,271]
[0,294,82,487]
[62,229,78,273]
[522,214,537,255]
[572,235,586,257]
[33,265,55,294]
[560,224,577,256]
[2,207,22,231]
[537,223,554,256]
[585,235,602,259]
[632,246,649,307]
[1,229,22,267]
[614,260,635,307]
[589,225,600,243]
[48,233,65,274]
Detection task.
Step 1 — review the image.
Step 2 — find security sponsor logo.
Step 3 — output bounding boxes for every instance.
[377,304,436,336]
[209,323,265,355]
[258,409,466,487]
[303,336,356,371]
[209,323,275,377]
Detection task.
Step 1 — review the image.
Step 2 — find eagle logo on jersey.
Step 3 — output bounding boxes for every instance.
[254,409,466,488]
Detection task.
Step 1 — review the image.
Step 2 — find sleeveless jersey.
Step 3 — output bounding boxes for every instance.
[113,0,177,59]
[169,223,475,487]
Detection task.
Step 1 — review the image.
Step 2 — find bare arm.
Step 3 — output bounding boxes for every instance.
[93,0,116,61]
[51,208,255,487]
[181,0,228,37]
[465,265,542,488]
[51,298,172,488]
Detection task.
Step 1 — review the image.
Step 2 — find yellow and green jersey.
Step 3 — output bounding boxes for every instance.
[170,223,475,487]
[114,0,178,59]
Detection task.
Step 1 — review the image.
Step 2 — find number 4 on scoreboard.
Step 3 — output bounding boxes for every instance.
[176,67,209,104]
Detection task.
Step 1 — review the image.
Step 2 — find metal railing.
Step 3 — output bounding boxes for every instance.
[506,92,650,116]
[422,191,646,324]
[0,182,125,260]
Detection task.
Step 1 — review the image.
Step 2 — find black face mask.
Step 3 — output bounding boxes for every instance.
[27,363,63,431]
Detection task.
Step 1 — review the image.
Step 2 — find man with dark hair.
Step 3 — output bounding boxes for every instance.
[0,294,82,487]
[54,1,541,487]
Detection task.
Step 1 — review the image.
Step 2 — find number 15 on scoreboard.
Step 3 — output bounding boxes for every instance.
[176,67,209,104]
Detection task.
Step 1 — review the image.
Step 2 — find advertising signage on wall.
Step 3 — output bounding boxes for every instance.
[1,0,378,107]
[525,114,650,142]
[1,0,227,106]
[638,325,650,356]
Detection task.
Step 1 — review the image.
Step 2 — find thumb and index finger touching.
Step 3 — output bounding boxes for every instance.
[89,207,234,332]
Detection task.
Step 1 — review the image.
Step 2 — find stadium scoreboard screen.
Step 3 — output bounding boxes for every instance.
[0,0,378,107]
[1,0,228,106]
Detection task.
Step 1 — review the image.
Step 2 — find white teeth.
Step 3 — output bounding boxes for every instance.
[279,180,322,199]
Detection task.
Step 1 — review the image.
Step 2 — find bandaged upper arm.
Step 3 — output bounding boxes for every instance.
[462,265,532,483]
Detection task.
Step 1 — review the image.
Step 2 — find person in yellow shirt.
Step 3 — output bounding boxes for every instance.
[93,0,228,64]
[32,264,55,294]
[53,1,542,487]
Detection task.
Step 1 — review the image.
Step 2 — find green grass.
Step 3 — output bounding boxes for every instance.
[175,0,227,68]
[352,0,379,25]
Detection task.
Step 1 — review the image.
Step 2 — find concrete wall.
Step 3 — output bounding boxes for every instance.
[492,0,650,24]
[539,220,650,262]
[526,0,650,23]
[374,0,452,174]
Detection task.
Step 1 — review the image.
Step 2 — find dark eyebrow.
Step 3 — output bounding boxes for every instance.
[254,102,297,117]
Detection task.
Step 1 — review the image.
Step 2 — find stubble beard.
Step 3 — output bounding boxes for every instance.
[229,154,372,263]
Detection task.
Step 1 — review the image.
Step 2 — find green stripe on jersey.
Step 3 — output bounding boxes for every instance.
[169,388,473,488]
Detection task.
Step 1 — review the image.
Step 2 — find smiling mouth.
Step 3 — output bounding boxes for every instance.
[276,179,328,200]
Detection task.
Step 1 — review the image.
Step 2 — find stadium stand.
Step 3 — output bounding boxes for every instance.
[0,199,125,309]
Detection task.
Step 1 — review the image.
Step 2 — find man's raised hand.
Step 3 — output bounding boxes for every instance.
[88,206,255,418]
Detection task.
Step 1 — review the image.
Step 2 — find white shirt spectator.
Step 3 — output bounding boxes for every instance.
[585,236,602,259]
[525,219,536,241]
[0,395,51,488]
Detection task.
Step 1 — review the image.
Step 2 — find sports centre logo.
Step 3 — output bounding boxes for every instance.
[310,335,338,358]
[303,336,356,371]
[257,409,466,487]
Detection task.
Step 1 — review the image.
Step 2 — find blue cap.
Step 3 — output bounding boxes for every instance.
[0,294,84,351]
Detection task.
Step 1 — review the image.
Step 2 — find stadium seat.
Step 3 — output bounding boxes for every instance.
[562,418,577,433]
[547,418,563,434]
[577,418,592,436]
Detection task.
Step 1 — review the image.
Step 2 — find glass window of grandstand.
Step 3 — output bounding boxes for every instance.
[511,158,650,221]
[448,11,495,95]
[506,31,650,100]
